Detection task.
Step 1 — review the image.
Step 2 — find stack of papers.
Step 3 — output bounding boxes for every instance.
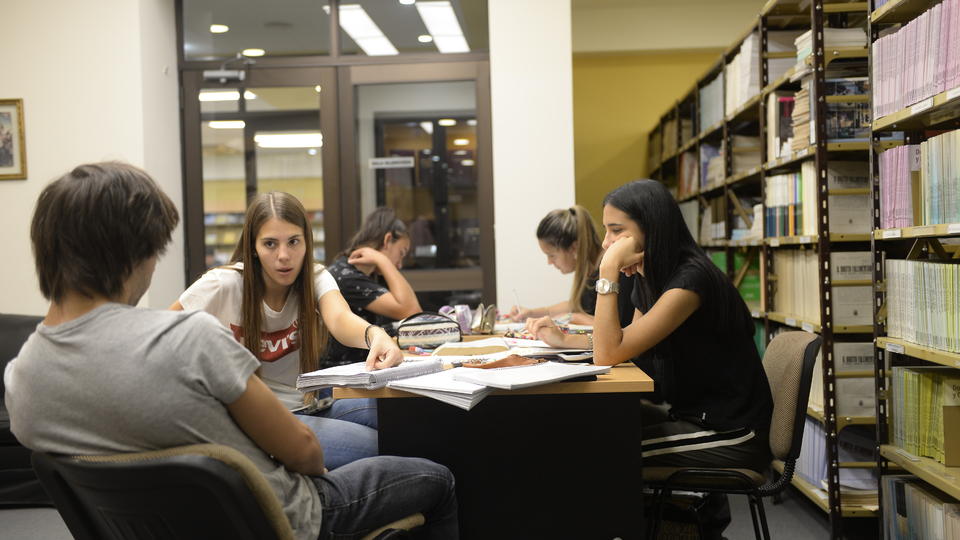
[387,368,494,411]
[296,359,443,391]
[452,362,611,390]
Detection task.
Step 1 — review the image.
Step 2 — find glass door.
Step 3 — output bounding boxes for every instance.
[182,68,339,281]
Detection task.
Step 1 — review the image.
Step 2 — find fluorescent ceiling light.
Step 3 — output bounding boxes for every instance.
[453,150,467,156]
[338,5,398,56]
[419,121,434,135]
[467,119,477,126]
[461,159,475,166]
[208,120,246,129]
[314,85,322,93]
[438,118,456,127]
[198,90,257,102]
[418,34,433,43]
[453,138,469,146]
[210,24,230,34]
[415,1,469,53]
[242,48,266,57]
[254,132,323,148]
[399,0,416,5]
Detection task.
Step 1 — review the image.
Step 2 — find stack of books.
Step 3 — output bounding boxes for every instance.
[882,476,960,539]
[791,79,812,151]
[872,0,960,119]
[795,27,867,66]
[795,416,878,499]
[771,249,820,324]
[725,32,761,116]
[297,359,444,391]
[677,150,698,198]
[699,73,724,132]
[886,259,960,355]
[731,134,762,174]
[764,163,817,238]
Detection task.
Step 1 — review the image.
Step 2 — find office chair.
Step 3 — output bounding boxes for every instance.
[644,331,821,540]
[32,443,424,540]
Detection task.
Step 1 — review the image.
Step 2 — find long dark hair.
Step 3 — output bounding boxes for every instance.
[230,192,328,390]
[342,207,408,256]
[602,180,752,338]
[536,205,603,313]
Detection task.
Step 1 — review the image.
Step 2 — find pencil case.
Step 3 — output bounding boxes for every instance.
[397,312,462,349]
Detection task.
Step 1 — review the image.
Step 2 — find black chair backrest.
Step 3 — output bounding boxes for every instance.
[0,314,43,400]
[32,450,284,540]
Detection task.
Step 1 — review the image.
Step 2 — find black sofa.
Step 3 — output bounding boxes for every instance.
[0,313,50,506]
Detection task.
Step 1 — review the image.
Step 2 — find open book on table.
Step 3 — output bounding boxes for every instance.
[296,358,443,391]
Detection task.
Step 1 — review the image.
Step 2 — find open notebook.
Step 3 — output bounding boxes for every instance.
[452,362,611,390]
[387,368,493,411]
[296,359,443,391]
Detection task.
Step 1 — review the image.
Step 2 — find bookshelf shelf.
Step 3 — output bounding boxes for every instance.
[699,181,725,197]
[762,66,798,95]
[880,445,960,501]
[873,85,960,131]
[763,147,812,171]
[660,151,678,167]
[832,279,872,287]
[807,405,875,430]
[828,233,871,242]
[823,2,868,14]
[833,325,874,334]
[730,238,764,247]
[679,137,698,154]
[767,311,821,332]
[772,460,879,517]
[700,120,724,139]
[677,190,699,203]
[725,166,762,186]
[828,188,870,195]
[871,0,939,24]
[750,310,766,320]
[873,223,960,240]
[825,94,869,104]
[725,93,762,123]
[876,337,960,369]
[701,240,729,248]
[765,235,816,246]
[762,0,809,16]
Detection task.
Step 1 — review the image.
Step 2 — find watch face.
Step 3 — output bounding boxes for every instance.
[597,279,610,294]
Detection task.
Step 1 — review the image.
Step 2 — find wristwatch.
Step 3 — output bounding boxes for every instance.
[595,278,620,295]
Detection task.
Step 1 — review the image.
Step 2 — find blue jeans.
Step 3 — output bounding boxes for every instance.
[295,413,378,471]
[316,390,378,430]
[312,456,458,540]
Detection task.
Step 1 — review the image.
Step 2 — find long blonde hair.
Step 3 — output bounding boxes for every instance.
[536,205,603,313]
[230,192,329,388]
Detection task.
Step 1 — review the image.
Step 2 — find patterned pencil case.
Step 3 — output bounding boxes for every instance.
[397,312,463,349]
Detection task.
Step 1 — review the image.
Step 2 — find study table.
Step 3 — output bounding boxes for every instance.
[336,363,654,539]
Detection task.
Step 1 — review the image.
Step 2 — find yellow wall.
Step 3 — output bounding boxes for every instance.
[572,49,722,222]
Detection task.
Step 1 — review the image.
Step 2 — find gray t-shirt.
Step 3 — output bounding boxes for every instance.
[3,303,322,540]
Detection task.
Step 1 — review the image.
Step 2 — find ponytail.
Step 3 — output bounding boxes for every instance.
[537,205,603,313]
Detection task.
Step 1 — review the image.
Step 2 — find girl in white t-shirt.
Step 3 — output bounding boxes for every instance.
[172,191,402,469]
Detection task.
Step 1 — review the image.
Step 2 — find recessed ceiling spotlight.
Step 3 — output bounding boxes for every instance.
[466,119,477,126]
[399,0,416,5]
[418,34,434,43]
[242,48,265,57]
[210,24,230,34]
[438,118,456,126]
[314,85,322,93]
[453,138,469,146]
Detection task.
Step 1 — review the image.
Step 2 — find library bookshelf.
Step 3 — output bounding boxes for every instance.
[645,1,882,537]
[869,0,960,536]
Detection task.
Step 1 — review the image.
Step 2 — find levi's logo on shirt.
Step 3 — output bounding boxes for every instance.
[229,322,300,362]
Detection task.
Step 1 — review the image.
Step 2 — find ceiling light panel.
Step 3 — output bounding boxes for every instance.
[415,1,470,53]
[338,5,398,56]
[254,132,323,148]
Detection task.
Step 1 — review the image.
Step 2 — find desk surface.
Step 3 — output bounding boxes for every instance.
[333,363,653,399]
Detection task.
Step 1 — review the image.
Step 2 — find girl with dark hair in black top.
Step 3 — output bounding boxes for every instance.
[529,180,773,538]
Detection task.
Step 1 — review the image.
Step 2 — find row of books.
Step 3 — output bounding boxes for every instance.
[709,250,762,313]
[808,342,876,417]
[677,150,697,199]
[772,250,874,326]
[886,259,960,355]
[699,142,724,188]
[872,0,960,119]
[764,161,872,238]
[889,366,960,465]
[699,73,724,133]
[795,416,877,500]
[699,197,727,244]
[878,144,920,229]
[723,31,802,117]
[794,27,867,66]
[919,130,960,226]
[882,475,960,540]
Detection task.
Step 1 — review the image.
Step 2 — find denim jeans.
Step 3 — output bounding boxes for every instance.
[295,413,378,470]
[317,391,378,430]
[312,456,458,540]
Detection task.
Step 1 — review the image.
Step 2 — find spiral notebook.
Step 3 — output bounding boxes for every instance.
[296,358,444,391]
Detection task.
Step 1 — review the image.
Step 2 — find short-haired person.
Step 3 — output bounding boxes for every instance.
[324,207,422,367]
[171,192,392,468]
[508,205,634,328]
[4,162,458,539]
[528,180,773,539]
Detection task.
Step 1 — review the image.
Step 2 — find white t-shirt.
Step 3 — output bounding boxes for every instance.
[179,262,339,410]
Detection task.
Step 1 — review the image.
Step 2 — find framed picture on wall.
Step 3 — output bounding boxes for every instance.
[0,99,26,180]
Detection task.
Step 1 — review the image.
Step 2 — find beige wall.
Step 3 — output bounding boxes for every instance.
[0,0,182,315]
[572,50,722,222]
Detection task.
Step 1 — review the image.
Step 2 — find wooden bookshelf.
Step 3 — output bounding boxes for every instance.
[874,223,960,240]
[765,235,815,246]
[876,337,960,369]
[880,445,960,501]
[871,0,940,24]
[772,460,879,517]
[725,93,763,123]
[873,85,960,131]
[762,66,797,95]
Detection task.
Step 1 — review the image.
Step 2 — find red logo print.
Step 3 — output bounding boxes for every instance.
[229,322,300,362]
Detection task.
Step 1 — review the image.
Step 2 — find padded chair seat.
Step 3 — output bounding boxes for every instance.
[644,467,767,489]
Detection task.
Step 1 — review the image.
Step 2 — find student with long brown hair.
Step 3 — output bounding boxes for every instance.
[172,192,401,469]
[507,205,634,327]
[324,207,422,367]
